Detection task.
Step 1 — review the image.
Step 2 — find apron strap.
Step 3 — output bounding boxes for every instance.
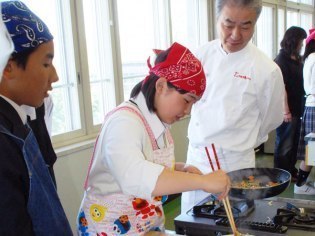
[0,124,24,145]
[84,104,160,189]
[0,124,72,234]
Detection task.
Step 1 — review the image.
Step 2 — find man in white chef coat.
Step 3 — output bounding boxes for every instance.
[182,0,285,213]
[0,3,13,78]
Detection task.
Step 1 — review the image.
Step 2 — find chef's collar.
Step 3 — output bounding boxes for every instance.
[0,94,28,124]
[131,92,167,140]
[218,39,251,55]
[218,40,229,55]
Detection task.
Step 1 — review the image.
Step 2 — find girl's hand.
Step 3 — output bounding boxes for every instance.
[182,164,202,175]
[175,162,202,174]
[202,170,231,200]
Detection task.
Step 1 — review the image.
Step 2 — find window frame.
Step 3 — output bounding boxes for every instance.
[27,0,313,150]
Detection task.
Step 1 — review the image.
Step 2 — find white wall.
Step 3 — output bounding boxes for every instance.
[54,117,190,233]
[54,142,93,233]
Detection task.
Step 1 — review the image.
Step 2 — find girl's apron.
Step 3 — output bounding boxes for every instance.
[0,124,72,235]
[78,105,175,235]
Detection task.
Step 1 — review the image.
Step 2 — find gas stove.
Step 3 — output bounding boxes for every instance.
[174,195,315,236]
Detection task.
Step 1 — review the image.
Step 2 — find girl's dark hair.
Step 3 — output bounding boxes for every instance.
[303,40,315,62]
[10,47,36,69]
[280,26,307,61]
[130,47,187,112]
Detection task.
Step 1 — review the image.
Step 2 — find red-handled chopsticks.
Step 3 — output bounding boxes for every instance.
[205,144,239,236]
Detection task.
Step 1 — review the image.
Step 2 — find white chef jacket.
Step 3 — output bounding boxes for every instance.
[188,39,284,152]
[182,39,284,214]
[0,3,14,78]
[86,93,165,200]
[303,53,315,107]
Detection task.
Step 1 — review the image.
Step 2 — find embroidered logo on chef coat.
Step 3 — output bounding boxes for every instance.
[234,72,252,80]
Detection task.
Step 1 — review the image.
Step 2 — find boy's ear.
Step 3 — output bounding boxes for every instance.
[2,60,14,79]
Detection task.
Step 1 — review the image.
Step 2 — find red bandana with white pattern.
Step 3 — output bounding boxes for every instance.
[306,28,315,45]
[145,42,206,97]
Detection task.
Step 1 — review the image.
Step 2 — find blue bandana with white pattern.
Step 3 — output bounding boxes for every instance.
[1,0,53,53]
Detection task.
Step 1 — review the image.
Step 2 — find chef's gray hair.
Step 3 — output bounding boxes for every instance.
[215,0,262,20]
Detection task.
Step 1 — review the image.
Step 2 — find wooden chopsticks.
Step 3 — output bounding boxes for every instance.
[205,144,239,236]
[222,197,239,235]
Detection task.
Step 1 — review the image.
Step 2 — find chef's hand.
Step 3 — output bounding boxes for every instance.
[202,170,230,200]
[175,162,202,174]
[283,112,292,123]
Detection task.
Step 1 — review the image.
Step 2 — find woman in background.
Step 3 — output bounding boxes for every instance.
[273,26,306,181]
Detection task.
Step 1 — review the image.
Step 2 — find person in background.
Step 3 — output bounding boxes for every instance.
[294,28,315,195]
[274,26,307,181]
[78,42,230,235]
[0,1,72,234]
[182,0,284,213]
[0,2,13,77]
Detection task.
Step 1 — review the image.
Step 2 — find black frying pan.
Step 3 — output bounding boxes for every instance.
[227,168,291,200]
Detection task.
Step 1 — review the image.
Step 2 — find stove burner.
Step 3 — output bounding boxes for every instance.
[293,214,315,224]
[192,195,255,219]
[175,198,315,236]
[273,204,315,230]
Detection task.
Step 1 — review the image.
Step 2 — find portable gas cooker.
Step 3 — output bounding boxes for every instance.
[174,195,315,236]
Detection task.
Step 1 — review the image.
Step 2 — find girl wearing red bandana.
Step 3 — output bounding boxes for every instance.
[78,42,230,235]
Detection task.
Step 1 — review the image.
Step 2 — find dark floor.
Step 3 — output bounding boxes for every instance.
[163,152,315,231]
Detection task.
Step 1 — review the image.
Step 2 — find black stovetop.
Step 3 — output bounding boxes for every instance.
[174,196,315,236]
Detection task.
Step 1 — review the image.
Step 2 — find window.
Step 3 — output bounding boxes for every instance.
[277,8,285,53]
[82,0,116,126]
[256,1,314,60]
[287,8,313,55]
[116,0,159,100]
[116,0,209,100]
[300,12,313,32]
[20,0,315,149]
[170,0,208,52]
[256,5,275,58]
[24,0,82,145]
[287,9,299,28]
[289,0,314,4]
[22,0,210,148]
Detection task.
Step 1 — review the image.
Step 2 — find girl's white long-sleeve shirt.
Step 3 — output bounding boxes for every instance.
[86,93,166,200]
[304,53,315,107]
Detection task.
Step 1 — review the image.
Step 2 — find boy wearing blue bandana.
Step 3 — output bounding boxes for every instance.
[0,1,72,235]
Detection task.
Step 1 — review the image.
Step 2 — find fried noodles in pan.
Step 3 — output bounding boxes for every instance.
[231,175,280,189]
